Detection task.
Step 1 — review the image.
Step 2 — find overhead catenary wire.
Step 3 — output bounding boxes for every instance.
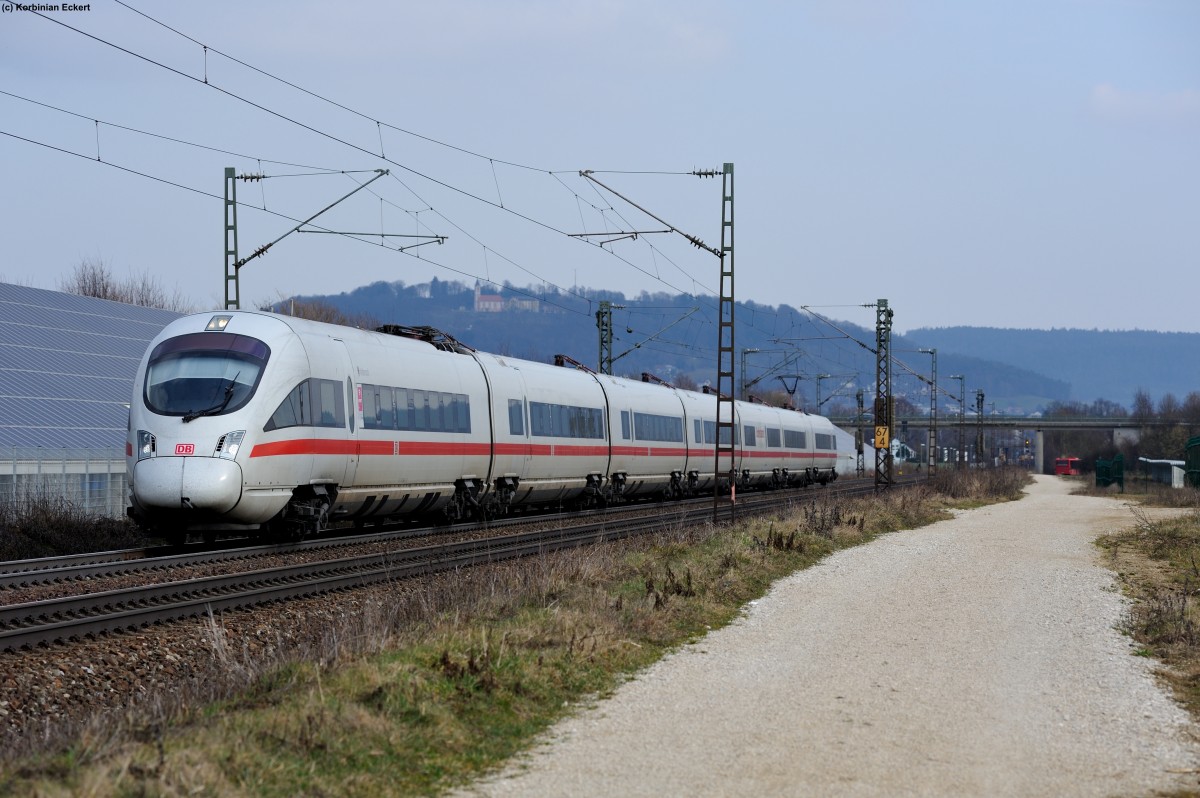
[28,11,574,237]
[2,66,585,309]
[0,126,584,315]
[0,88,346,174]
[111,0,556,174]
[7,84,873,374]
[1,84,449,239]
[15,6,869,361]
[1,125,870,385]
[28,7,722,313]
[21,8,760,342]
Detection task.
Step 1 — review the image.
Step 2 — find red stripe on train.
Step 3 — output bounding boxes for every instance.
[250,439,492,457]
[250,439,843,460]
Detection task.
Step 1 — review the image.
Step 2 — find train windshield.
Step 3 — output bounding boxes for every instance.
[144,332,271,418]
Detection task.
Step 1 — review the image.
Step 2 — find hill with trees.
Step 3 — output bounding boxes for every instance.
[903,327,1195,409]
[283,279,1192,417]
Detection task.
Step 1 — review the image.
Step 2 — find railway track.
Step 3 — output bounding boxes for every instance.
[1,476,892,590]
[0,476,909,652]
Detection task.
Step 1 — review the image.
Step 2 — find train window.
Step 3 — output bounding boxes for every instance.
[633,412,683,443]
[621,411,631,440]
[357,386,474,433]
[698,420,738,445]
[508,399,525,436]
[413,390,429,431]
[265,381,309,431]
[145,332,270,418]
[814,433,835,450]
[529,402,551,436]
[576,406,605,438]
[263,378,343,431]
[432,393,447,433]
[766,428,782,448]
[388,388,401,428]
[362,385,380,429]
[694,419,702,443]
[697,421,739,445]
[450,393,472,434]
[744,425,756,447]
[399,390,414,429]
[529,401,605,439]
[461,395,472,433]
[378,387,395,429]
[363,384,397,430]
[784,430,806,448]
[313,379,345,428]
[441,392,470,434]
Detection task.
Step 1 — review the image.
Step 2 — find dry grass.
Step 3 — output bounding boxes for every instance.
[0,491,152,561]
[1,475,1022,797]
[1077,478,1200,509]
[1099,502,1200,728]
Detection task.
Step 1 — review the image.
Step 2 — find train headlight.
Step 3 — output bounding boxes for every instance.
[136,430,156,460]
[216,430,246,460]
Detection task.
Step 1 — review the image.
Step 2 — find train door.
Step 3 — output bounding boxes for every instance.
[513,372,534,479]
[337,340,359,489]
[305,335,358,491]
[487,357,532,489]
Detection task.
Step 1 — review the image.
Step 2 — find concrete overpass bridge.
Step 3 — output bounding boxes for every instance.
[826,415,1182,472]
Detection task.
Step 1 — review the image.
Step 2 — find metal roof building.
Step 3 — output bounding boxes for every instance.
[0,282,181,450]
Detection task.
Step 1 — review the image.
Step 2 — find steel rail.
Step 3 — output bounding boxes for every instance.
[0,509,689,651]
[0,477,899,650]
[0,548,161,579]
[0,477,881,589]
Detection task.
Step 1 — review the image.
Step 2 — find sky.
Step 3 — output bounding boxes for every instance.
[1,0,1197,335]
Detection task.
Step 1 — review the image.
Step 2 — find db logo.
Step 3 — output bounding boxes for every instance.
[175,443,196,455]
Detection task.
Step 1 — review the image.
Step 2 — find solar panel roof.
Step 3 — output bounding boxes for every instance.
[0,283,183,452]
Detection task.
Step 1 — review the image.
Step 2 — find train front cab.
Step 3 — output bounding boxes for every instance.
[128,313,300,535]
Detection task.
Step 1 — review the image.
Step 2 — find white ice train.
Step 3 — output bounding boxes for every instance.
[126,311,857,539]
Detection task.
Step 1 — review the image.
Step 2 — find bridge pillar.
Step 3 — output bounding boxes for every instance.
[1034,430,1044,474]
[1114,428,1139,448]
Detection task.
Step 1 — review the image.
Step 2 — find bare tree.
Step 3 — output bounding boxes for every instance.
[59,257,193,312]
[260,295,381,329]
[1183,392,1200,427]
[1131,389,1155,422]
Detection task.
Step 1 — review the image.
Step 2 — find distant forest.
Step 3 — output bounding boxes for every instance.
[285,279,1198,417]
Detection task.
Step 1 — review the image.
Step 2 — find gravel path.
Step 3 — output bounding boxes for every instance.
[458,475,1200,797]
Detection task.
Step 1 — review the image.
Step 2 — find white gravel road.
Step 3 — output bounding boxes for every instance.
[457,475,1200,797]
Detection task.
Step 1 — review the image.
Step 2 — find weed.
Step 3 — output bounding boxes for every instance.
[0,490,154,560]
[1127,582,1199,648]
[1103,505,1200,723]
